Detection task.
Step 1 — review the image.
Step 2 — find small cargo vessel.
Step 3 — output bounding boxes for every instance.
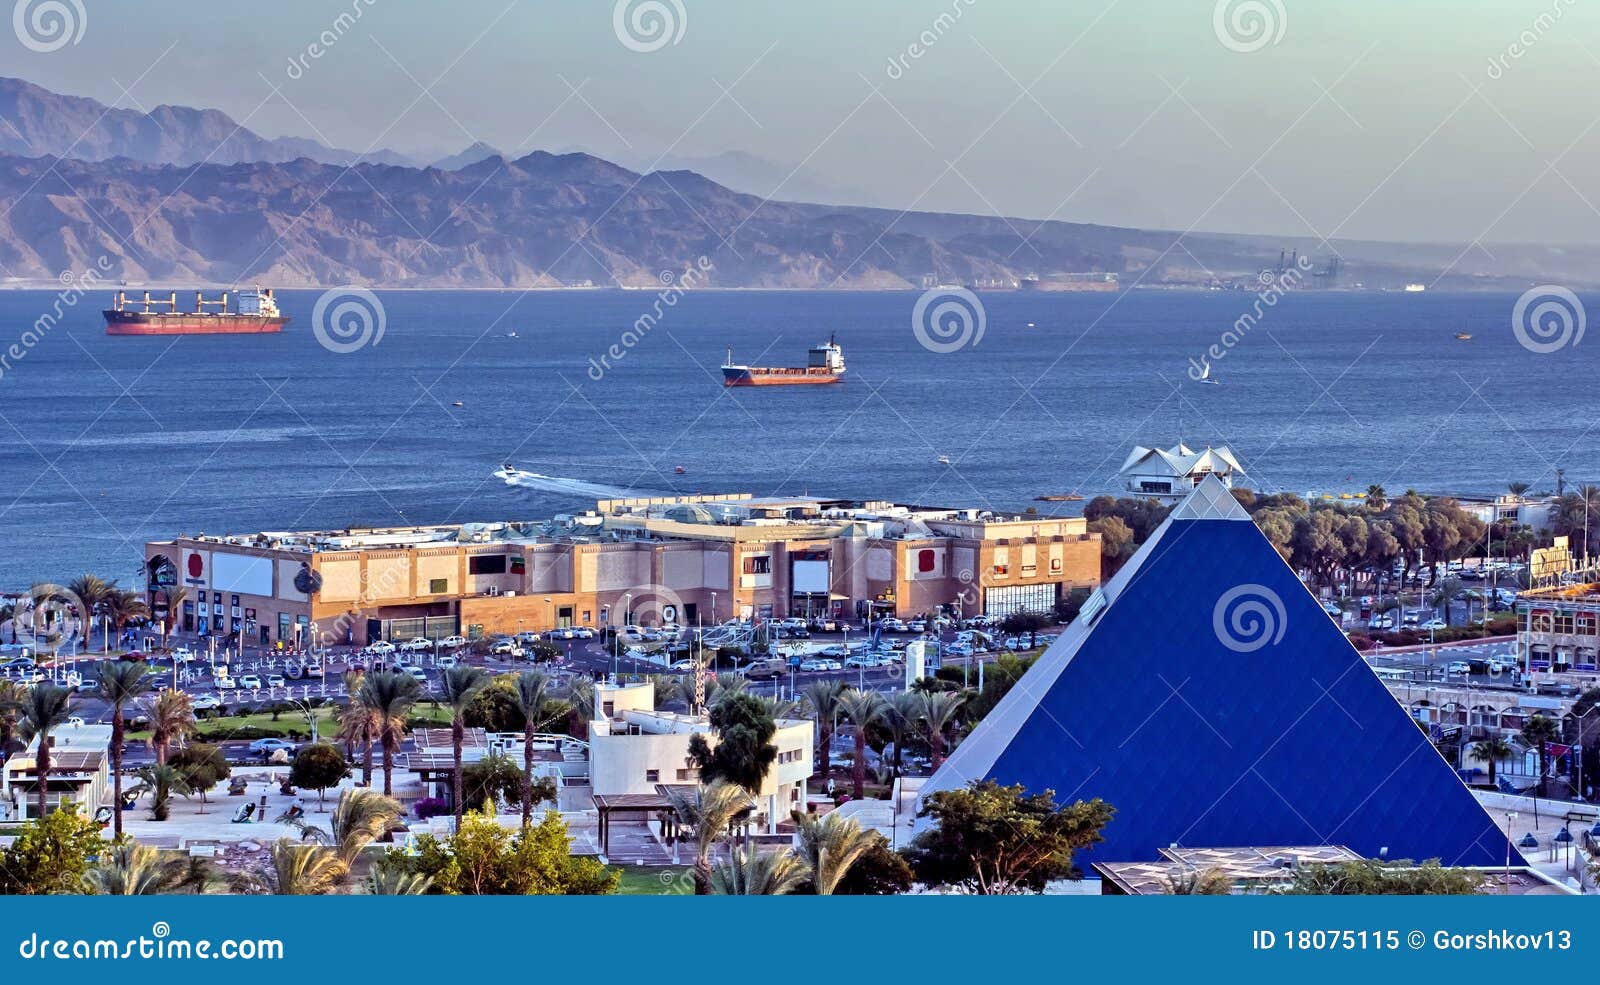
[104,287,288,335]
[722,337,845,387]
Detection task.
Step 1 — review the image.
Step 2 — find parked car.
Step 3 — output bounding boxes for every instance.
[238,673,263,689]
[944,642,973,658]
[404,666,429,684]
[191,695,222,712]
[905,619,927,632]
[441,635,468,648]
[1419,619,1448,631]
[367,640,396,655]
[248,738,297,757]
[1,656,35,669]
[572,627,597,639]
[437,655,458,669]
[799,658,831,672]
[669,659,696,671]
[743,658,788,681]
[1487,658,1517,674]
[266,674,287,689]
[170,647,198,663]
[843,654,884,669]
[817,644,849,658]
[398,637,433,652]
[490,639,522,656]
[1445,661,1472,676]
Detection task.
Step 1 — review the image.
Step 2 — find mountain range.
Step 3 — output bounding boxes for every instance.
[0,76,1593,290]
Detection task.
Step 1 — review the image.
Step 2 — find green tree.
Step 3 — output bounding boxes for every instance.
[1086,516,1135,577]
[169,741,230,812]
[289,742,350,809]
[1364,485,1387,511]
[357,670,422,796]
[916,690,965,767]
[688,691,778,792]
[801,679,845,780]
[435,666,491,830]
[94,659,151,836]
[831,835,915,895]
[1468,737,1513,787]
[999,609,1052,649]
[513,670,557,827]
[100,590,147,652]
[144,688,195,765]
[711,847,810,895]
[463,751,552,814]
[405,809,617,895]
[0,804,104,894]
[129,763,193,821]
[905,779,1115,894]
[283,787,403,865]
[1278,858,1483,895]
[1520,714,1561,797]
[792,810,881,895]
[66,573,113,652]
[1164,867,1233,895]
[15,683,75,819]
[667,780,751,895]
[83,840,188,895]
[233,840,347,895]
[835,688,884,799]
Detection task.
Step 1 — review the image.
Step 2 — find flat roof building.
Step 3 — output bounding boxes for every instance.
[142,491,1101,648]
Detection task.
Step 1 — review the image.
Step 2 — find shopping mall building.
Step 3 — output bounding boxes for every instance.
[141,493,1102,647]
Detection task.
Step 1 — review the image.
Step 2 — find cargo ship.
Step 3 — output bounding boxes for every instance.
[722,337,845,387]
[104,287,288,335]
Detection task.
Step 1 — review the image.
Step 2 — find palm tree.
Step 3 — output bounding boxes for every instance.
[711,846,810,895]
[792,810,880,894]
[835,688,885,799]
[514,670,553,827]
[335,669,373,784]
[880,691,920,778]
[668,780,751,895]
[144,689,195,765]
[1364,485,1387,510]
[130,763,193,821]
[282,787,402,865]
[233,840,347,895]
[162,587,189,639]
[365,866,432,895]
[15,684,74,818]
[82,840,186,895]
[917,690,965,768]
[66,574,113,653]
[802,679,845,781]
[434,665,490,830]
[1520,714,1561,797]
[1469,737,1513,787]
[357,671,422,796]
[1507,481,1531,500]
[100,589,147,653]
[1164,867,1232,895]
[0,678,23,756]
[95,660,152,836]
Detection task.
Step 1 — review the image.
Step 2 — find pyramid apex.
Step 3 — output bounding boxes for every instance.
[1169,473,1251,521]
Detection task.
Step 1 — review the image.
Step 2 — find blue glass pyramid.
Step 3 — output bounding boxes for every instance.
[924,476,1518,867]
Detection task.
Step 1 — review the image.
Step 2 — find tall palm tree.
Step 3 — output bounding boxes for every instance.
[335,669,374,785]
[792,810,880,894]
[1469,737,1513,787]
[358,671,421,796]
[514,670,553,827]
[144,689,195,765]
[881,691,921,777]
[802,679,845,781]
[283,787,402,865]
[711,847,810,895]
[162,587,189,639]
[835,688,885,799]
[100,590,147,652]
[917,691,965,768]
[130,763,193,821]
[0,678,23,756]
[66,574,113,653]
[94,660,151,836]
[82,840,186,895]
[434,665,490,830]
[1520,714,1561,797]
[15,684,74,818]
[1364,484,1387,510]
[668,780,751,895]
[233,840,347,895]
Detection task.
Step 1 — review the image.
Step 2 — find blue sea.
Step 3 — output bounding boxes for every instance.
[0,286,1594,587]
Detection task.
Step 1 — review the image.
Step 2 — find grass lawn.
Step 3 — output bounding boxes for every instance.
[127,704,454,742]
[613,865,692,895]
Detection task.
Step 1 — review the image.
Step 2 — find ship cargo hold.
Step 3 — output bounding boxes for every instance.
[104,287,289,335]
[722,338,845,386]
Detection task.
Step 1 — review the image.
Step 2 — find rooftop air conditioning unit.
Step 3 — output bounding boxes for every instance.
[487,586,501,597]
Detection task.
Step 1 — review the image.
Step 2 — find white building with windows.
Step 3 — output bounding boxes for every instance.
[587,682,813,832]
[1118,443,1244,500]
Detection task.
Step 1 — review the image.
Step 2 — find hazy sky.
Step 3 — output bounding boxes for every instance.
[7,0,1600,244]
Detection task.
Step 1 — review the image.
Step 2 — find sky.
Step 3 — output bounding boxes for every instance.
[6,0,1600,244]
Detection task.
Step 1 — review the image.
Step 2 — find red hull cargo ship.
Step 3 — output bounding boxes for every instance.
[104,287,288,335]
[722,337,845,386]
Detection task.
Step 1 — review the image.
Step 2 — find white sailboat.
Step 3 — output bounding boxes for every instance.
[1197,362,1221,385]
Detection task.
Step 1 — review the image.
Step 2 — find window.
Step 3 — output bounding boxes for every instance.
[428,578,449,594]
[675,768,698,781]
[743,555,772,574]
[1050,557,1063,573]
[468,554,508,575]
[993,564,1009,576]
[645,770,660,783]
[918,549,936,573]
[510,556,526,574]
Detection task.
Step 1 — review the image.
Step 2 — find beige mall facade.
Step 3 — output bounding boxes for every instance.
[142,493,1101,647]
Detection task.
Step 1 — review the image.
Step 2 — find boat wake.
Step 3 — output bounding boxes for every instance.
[492,467,664,500]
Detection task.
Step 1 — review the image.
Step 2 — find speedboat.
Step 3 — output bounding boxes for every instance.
[674,465,687,474]
[936,454,951,465]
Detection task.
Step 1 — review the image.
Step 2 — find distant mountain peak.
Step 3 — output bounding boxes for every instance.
[431,140,504,171]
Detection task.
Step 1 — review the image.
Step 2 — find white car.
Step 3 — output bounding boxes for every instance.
[404,666,429,684]
[441,635,468,648]
[192,695,221,711]
[843,654,885,669]
[799,658,831,672]
[171,646,198,663]
[1419,619,1448,631]
[368,640,396,655]
[437,655,458,669]
[572,626,596,639]
[490,639,521,655]
[1445,661,1472,676]
[669,659,697,671]
[266,674,287,689]
[398,637,433,652]
[238,673,262,689]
